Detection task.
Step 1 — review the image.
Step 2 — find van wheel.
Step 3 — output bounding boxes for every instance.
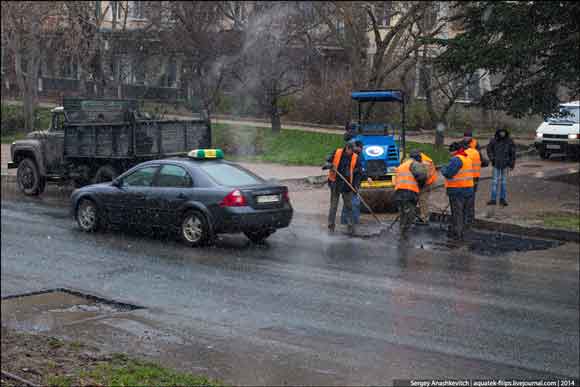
[93,165,118,184]
[17,158,46,196]
[180,210,210,247]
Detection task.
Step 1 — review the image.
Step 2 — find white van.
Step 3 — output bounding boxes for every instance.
[535,101,580,159]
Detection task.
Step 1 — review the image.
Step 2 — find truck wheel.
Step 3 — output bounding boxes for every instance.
[93,165,118,184]
[17,158,46,196]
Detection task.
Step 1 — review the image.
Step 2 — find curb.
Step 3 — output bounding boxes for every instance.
[431,213,579,243]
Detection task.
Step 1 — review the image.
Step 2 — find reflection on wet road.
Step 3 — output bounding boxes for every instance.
[1,196,579,384]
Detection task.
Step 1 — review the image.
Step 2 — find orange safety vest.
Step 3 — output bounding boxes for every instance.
[445,154,474,189]
[464,147,482,178]
[328,148,358,184]
[420,152,438,186]
[395,159,420,193]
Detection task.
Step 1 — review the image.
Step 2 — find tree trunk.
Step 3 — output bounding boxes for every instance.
[434,121,446,148]
[271,103,281,134]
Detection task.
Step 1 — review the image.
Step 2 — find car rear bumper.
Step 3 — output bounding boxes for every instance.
[213,205,293,234]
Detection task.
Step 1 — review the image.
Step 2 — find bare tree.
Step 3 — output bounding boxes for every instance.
[314,1,447,118]
[233,2,317,133]
[166,2,234,119]
[1,1,68,130]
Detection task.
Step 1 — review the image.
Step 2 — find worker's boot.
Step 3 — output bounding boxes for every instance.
[347,224,355,236]
[500,199,508,206]
[328,224,335,233]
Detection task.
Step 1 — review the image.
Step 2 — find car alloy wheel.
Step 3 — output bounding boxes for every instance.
[77,199,99,232]
[181,210,208,247]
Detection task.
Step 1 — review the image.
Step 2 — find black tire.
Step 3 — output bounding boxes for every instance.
[180,210,210,247]
[76,198,100,232]
[93,164,118,184]
[17,157,46,196]
[244,230,274,244]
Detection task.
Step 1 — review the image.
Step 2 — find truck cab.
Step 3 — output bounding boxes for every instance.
[535,101,580,159]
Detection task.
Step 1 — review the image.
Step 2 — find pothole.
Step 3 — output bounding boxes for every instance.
[1,288,143,333]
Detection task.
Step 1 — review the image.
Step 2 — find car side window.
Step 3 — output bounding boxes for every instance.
[123,166,159,187]
[155,165,193,188]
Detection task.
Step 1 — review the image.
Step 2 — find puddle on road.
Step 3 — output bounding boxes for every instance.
[1,289,142,333]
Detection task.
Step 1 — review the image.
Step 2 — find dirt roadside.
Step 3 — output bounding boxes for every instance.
[1,326,219,387]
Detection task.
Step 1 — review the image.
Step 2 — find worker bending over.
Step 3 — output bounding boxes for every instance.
[441,142,474,241]
[323,142,361,235]
[416,151,438,225]
[394,149,428,236]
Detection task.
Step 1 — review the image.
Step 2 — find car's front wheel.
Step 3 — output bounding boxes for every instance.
[76,199,100,232]
[180,210,210,247]
[244,230,275,244]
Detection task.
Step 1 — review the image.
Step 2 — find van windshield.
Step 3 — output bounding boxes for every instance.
[548,106,580,124]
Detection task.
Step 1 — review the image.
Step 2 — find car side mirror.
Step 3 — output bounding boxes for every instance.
[112,179,123,188]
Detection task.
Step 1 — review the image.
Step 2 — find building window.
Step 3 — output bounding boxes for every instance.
[128,1,145,19]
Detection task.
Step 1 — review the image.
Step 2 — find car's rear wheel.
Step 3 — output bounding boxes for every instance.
[180,210,209,247]
[76,199,100,232]
[244,230,275,244]
[17,158,46,196]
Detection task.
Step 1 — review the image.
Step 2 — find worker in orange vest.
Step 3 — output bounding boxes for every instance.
[323,141,361,235]
[462,131,489,228]
[394,150,428,235]
[441,142,474,241]
[416,151,438,225]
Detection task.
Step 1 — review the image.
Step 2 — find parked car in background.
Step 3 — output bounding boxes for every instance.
[535,101,580,159]
[71,149,293,246]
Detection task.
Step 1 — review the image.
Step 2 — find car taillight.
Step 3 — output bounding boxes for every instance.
[282,190,290,202]
[219,190,247,207]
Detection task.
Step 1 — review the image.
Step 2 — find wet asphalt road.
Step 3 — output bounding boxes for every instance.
[1,190,579,384]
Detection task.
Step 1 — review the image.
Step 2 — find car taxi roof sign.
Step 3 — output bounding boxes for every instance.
[188,149,224,159]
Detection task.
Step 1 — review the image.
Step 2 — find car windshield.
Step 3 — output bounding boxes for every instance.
[548,106,580,123]
[199,162,263,186]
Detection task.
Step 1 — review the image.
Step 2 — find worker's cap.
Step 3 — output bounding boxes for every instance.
[449,142,463,152]
[409,149,422,161]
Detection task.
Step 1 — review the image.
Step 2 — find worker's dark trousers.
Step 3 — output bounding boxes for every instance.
[465,179,479,226]
[328,186,353,226]
[448,194,471,240]
[398,200,417,234]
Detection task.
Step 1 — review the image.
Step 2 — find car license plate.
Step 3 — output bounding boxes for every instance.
[546,144,561,149]
[257,194,280,203]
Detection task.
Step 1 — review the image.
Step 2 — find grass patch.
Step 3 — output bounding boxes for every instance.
[213,123,450,166]
[80,354,220,387]
[1,104,52,143]
[542,213,580,232]
[1,131,27,144]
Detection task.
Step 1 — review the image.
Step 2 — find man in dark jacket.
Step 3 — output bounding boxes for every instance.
[341,140,364,225]
[323,142,362,235]
[486,129,516,206]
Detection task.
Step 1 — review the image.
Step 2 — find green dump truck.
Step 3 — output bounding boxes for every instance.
[8,97,211,195]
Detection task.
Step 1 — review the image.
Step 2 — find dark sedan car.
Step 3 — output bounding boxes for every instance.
[71,149,293,246]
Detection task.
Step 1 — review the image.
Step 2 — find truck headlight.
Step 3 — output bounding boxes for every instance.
[568,134,579,140]
[536,133,543,139]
